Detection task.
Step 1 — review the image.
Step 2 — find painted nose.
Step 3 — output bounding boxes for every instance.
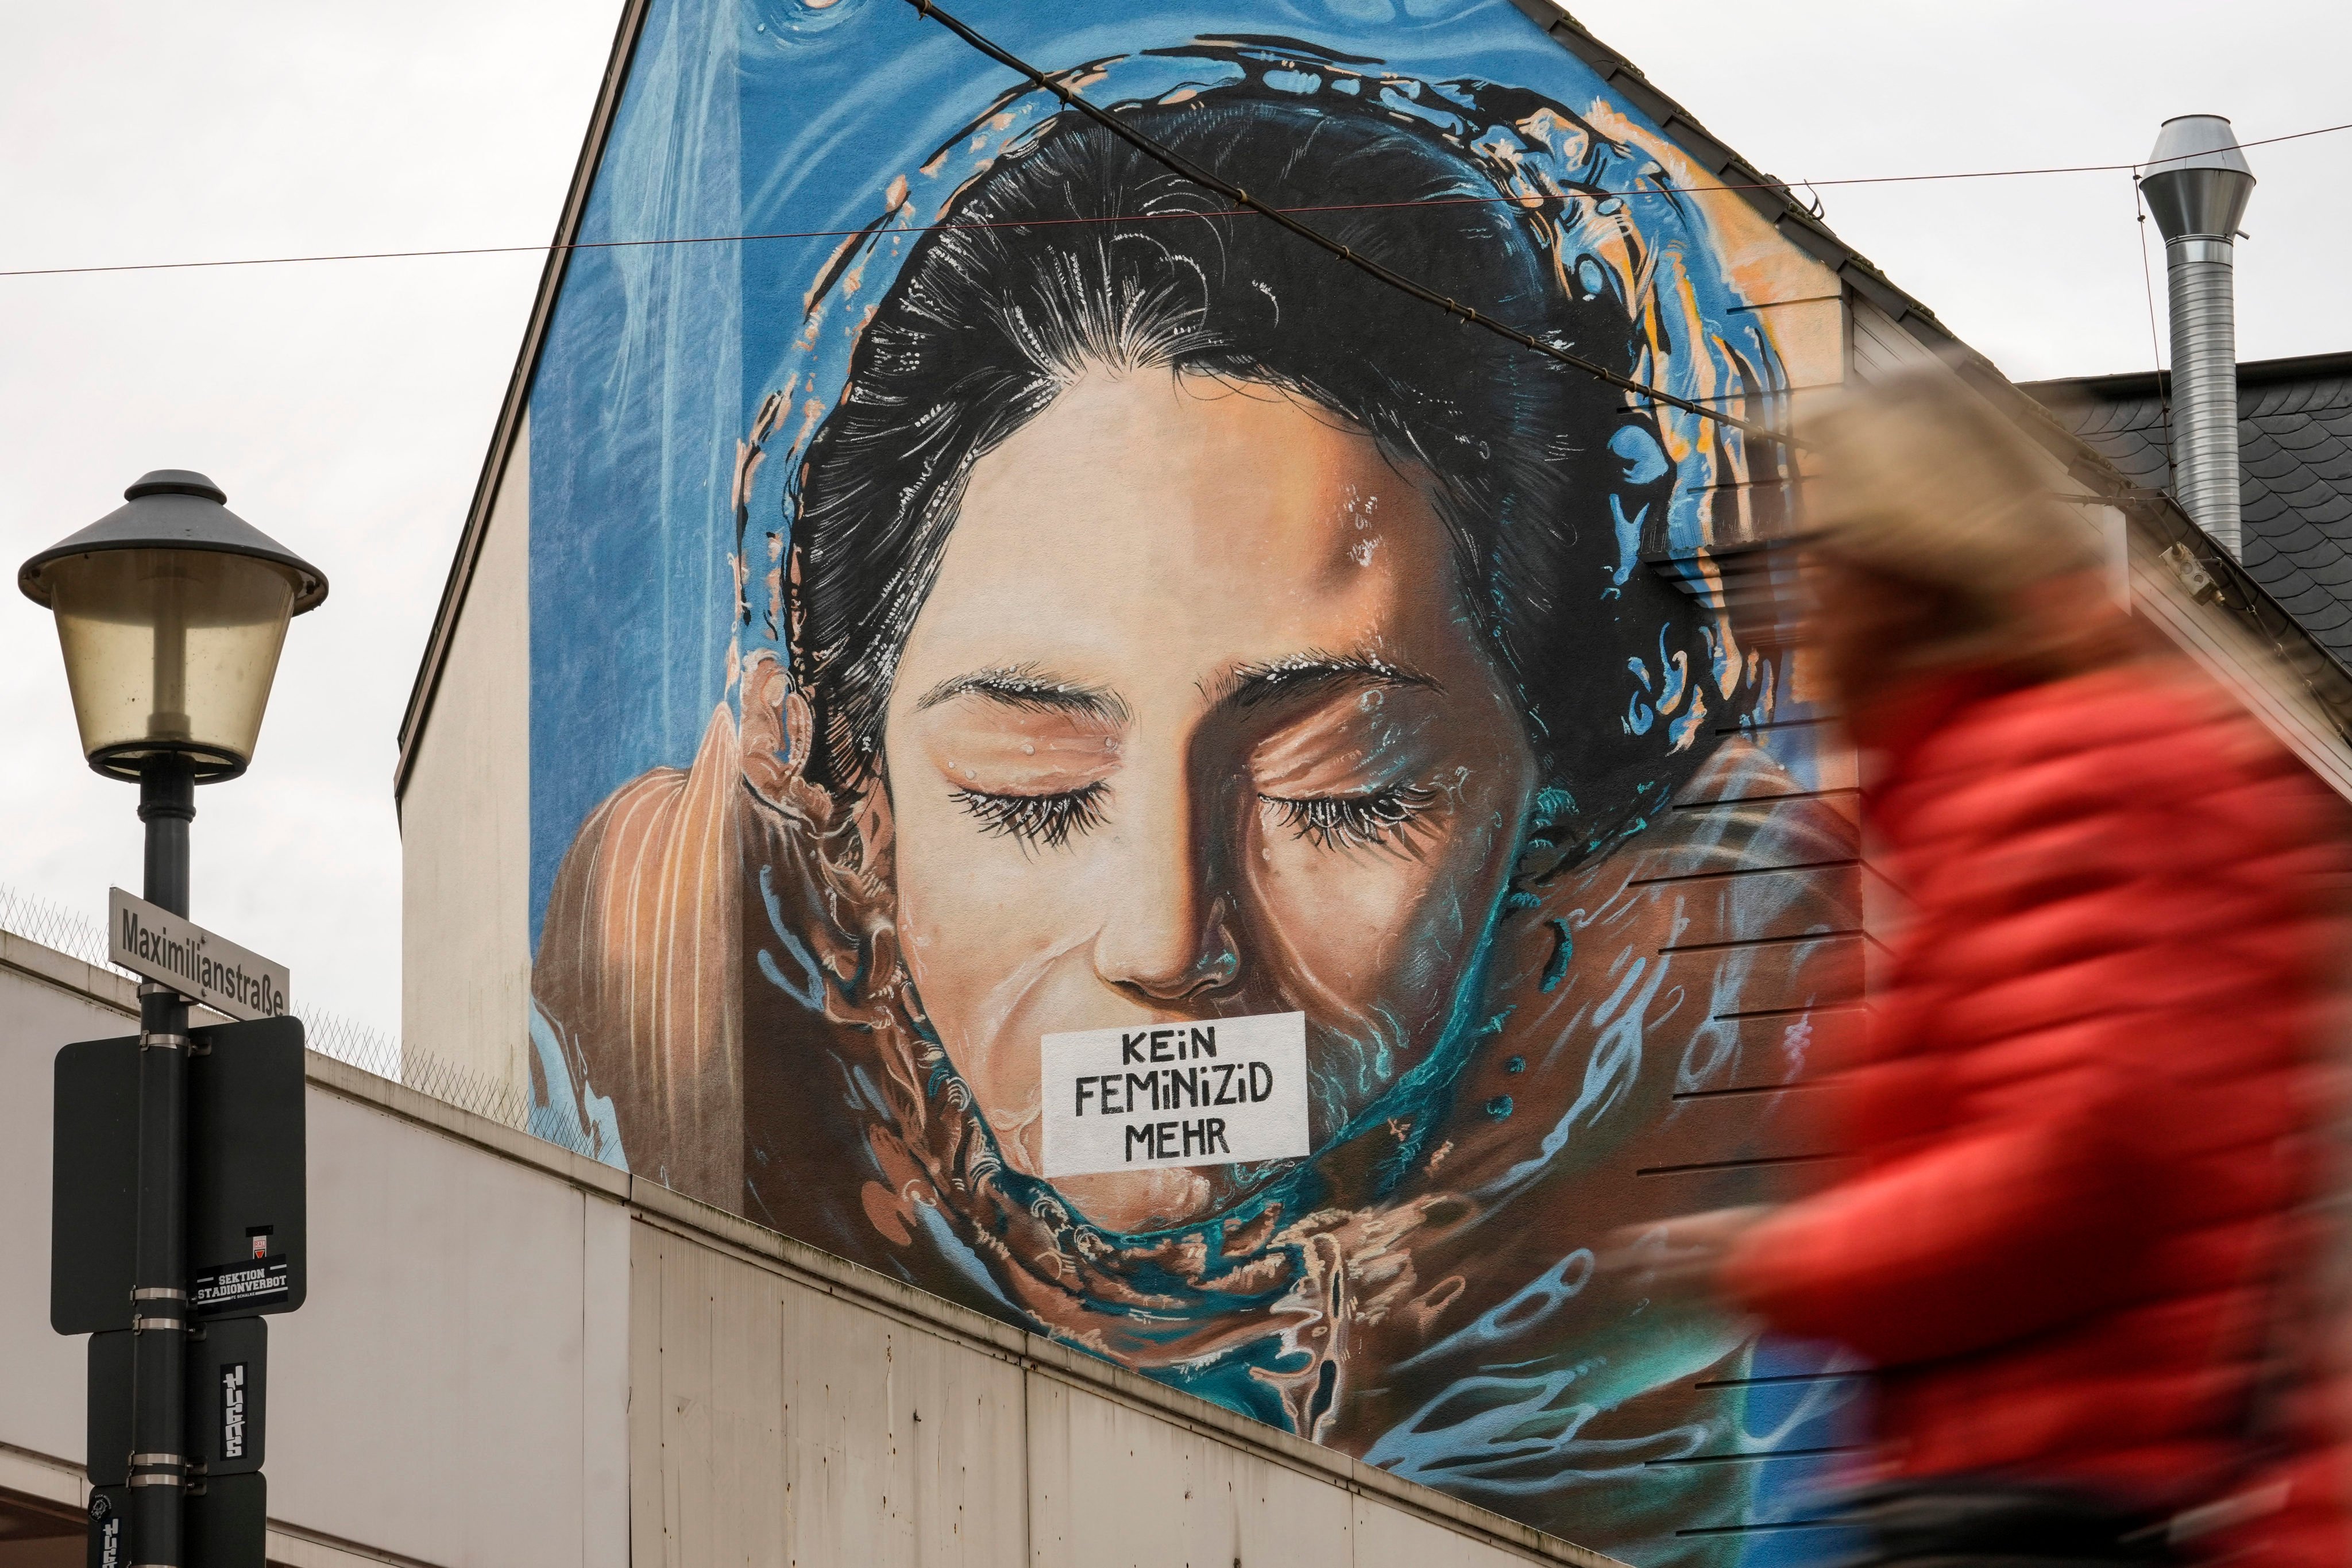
[1090,775,1242,1003]
[1099,907,1242,1003]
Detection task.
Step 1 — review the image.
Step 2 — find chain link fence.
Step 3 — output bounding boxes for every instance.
[0,883,594,1158]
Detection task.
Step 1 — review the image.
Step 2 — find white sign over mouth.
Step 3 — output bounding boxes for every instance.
[1038,1011,1311,1179]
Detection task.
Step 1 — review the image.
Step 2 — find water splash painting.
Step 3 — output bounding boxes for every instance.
[524,2,1861,1560]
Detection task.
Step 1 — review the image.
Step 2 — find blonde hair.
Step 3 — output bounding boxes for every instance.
[1802,368,2118,672]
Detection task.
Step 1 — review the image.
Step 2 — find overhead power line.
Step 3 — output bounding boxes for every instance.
[6,119,2347,287]
[7,2,2349,449]
[1759,115,2352,187]
[901,0,1793,445]
[8,114,2350,286]
[892,0,2352,447]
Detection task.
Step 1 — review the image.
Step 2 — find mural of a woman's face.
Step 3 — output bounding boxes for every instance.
[877,369,1540,1232]
[524,33,1845,1557]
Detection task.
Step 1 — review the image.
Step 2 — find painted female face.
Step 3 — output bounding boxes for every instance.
[878,370,1539,1233]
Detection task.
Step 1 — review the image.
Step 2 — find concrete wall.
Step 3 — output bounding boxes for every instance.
[0,933,135,1530]
[1,936,1620,1568]
[1,934,628,1568]
[399,416,534,1104]
[626,1193,1617,1568]
[274,1070,629,1568]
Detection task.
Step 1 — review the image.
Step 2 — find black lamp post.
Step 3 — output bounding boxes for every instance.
[19,470,325,1568]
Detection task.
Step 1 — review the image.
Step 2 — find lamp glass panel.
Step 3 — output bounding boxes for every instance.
[44,547,299,770]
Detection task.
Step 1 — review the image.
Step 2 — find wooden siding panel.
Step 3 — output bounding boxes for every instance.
[1693,1008,1867,1092]
[1643,1357,1872,1557]
[1636,1155,1864,1214]
[2130,545,2352,803]
[1676,747,1859,804]
[1671,930,1866,1019]
[1849,296,1935,383]
[1635,1086,1844,1175]
[1646,794,1861,879]
[1643,864,1861,951]
[1729,295,1845,392]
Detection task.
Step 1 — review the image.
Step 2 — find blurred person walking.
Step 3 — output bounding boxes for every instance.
[1629,369,2352,1566]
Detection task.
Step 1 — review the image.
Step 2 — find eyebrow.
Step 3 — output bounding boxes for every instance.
[1206,651,1445,713]
[913,664,1131,727]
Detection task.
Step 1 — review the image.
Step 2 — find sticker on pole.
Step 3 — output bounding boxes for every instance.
[1039,1011,1311,1179]
[192,1254,290,1314]
[107,887,289,1021]
[221,1362,250,1459]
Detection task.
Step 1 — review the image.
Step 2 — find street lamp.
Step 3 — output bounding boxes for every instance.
[20,469,327,786]
[19,469,324,1568]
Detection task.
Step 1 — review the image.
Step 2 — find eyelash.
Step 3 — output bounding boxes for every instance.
[951,782,1439,851]
[1261,785,1440,851]
[950,783,1109,849]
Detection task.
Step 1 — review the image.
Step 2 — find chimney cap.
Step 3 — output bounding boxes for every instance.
[2141,114,2254,241]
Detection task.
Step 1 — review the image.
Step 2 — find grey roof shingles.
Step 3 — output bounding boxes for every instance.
[2024,352,2352,667]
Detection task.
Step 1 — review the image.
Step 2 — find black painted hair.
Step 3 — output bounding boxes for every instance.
[789,89,1736,854]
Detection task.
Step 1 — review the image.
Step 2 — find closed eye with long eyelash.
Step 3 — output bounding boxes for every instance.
[1261,784,1438,850]
[950,781,1110,849]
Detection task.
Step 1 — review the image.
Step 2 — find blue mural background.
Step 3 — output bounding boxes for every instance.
[526,2,1860,1562]
[528,0,1779,945]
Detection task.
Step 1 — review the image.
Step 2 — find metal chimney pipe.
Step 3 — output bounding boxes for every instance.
[2139,115,2256,557]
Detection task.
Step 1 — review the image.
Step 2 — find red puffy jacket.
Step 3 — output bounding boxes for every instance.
[1720,658,2352,1563]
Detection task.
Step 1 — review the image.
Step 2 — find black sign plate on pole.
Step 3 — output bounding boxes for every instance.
[86,1331,133,1489]
[186,1016,306,1318]
[86,1486,128,1568]
[87,1315,269,1489]
[189,1316,267,1475]
[52,1037,140,1335]
[186,1471,267,1568]
[55,1020,308,1334]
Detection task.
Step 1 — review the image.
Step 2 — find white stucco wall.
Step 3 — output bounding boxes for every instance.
[0,934,133,1510]
[0,937,629,1568]
[400,418,534,1105]
[270,1075,631,1568]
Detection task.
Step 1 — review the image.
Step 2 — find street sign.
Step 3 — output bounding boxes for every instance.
[89,1318,267,1489]
[51,1036,140,1335]
[59,1013,303,1568]
[195,1319,268,1476]
[86,1332,130,1488]
[52,1018,308,1333]
[186,1474,267,1568]
[107,888,289,1022]
[186,1016,307,1318]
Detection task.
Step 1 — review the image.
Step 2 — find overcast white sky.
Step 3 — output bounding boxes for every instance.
[2,2,2346,1037]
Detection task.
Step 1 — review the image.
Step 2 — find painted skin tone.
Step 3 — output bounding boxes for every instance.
[874,369,1539,1234]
